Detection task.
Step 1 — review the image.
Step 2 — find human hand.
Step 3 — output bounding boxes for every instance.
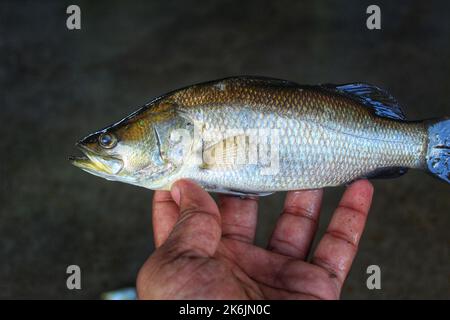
[137,179,374,299]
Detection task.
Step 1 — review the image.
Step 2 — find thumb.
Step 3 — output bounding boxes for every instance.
[163,179,222,258]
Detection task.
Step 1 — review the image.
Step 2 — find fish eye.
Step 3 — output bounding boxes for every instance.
[98,133,117,149]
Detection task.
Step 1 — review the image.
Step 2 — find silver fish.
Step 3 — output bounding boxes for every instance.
[70,76,449,196]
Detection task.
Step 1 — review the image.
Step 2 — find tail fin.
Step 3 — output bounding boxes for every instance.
[426,118,450,183]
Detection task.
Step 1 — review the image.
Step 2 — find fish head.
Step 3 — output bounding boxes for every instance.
[70,101,193,188]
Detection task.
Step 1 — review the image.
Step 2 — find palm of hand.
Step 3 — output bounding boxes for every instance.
[137,180,373,300]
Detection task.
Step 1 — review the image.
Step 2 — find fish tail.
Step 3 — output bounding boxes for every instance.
[425,118,450,183]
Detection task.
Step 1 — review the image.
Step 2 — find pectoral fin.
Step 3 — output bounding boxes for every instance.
[201,134,252,169]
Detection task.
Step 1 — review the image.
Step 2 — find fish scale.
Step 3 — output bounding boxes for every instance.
[169,77,427,192]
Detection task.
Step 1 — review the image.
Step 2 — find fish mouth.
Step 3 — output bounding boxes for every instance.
[69,143,124,176]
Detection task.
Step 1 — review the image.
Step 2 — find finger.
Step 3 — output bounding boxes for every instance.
[152,191,180,248]
[268,189,323,259]
[218,195,259,243]
[312,179,374,286]
[163,179,221,258]
[224,239,339,299]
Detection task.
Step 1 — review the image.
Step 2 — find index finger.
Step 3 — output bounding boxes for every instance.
[218,195,259,243]
[152,191,180,248]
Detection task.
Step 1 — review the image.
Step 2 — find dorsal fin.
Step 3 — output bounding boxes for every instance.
[322,83,406,120]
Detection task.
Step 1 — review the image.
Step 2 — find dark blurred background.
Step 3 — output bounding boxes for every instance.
[1,0,449,299]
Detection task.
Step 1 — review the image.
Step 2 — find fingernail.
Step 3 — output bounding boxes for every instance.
[171,184,181,205]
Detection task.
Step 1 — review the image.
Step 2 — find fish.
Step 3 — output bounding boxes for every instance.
[70,76,450,196]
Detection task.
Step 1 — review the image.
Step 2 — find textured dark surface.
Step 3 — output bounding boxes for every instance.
[0,0,449,299]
